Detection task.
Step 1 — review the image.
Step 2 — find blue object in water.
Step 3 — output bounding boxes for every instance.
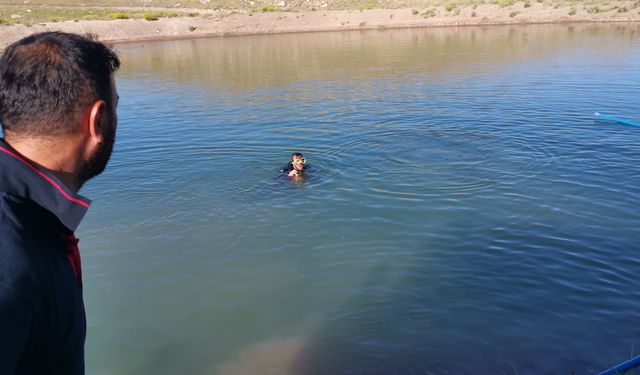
[599,354,640,375]
[595,112,640,127]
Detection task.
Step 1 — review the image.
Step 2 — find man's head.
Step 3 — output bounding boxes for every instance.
[291,152,306,172]
[0,32,120,187]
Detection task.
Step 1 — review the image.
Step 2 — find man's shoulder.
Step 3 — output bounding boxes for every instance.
[0,191,39,240]
[0,191,27,239]
[0,192,41,299]
[0,190,59,230]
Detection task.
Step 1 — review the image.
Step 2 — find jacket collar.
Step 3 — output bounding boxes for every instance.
[0,139,90,232]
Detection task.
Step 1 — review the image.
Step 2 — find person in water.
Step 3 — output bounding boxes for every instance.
[282,152,307,177]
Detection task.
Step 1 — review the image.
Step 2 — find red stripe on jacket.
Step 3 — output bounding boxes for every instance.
[0,147,90,208]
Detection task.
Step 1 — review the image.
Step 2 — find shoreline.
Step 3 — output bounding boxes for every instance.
[1,4,640,48]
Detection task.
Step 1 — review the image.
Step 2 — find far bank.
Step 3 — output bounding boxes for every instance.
[1,2,639,49]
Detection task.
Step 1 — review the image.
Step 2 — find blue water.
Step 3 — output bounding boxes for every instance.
[79,24,640,374]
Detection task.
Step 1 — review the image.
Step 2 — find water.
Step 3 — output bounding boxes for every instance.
[79,24,640,374]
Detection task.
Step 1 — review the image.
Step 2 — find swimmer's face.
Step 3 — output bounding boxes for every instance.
[292,156,306,171]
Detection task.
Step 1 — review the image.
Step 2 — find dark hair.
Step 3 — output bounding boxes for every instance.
[291,152,304,159]
[0,32,120,136]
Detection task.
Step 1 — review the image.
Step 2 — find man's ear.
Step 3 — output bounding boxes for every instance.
[87,99,107,144]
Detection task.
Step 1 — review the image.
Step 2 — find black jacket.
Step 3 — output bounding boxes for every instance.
[0,139,88,375]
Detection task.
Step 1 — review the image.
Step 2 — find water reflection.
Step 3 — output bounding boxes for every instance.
[117,23,640,91]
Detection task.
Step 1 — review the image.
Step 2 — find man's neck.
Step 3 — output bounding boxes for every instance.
[5,135,83,193]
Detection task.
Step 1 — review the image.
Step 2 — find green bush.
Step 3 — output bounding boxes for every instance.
[110,12,129,19]
[142,11,179,20]
[360,1,376,9]
[143,12,159,21]
[260,5,281,12]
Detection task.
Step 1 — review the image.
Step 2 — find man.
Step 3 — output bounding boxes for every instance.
[281,152,307,177]
[0,32,120,374]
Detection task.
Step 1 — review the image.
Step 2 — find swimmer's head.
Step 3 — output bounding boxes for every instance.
[291,152,306,171]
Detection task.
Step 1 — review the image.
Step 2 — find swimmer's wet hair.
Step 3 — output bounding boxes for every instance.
[0,32,120,136]
[291,152,304,159]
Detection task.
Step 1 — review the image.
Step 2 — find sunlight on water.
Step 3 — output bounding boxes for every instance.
[80,24,640,374]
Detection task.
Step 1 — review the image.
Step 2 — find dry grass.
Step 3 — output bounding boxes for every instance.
[0,6,187,25]
[0,0,634,25]
[0,0,630,10]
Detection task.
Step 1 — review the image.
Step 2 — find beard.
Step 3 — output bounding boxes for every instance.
[78,119,116,188]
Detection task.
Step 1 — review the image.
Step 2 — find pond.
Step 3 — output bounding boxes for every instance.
[80,24,640,374]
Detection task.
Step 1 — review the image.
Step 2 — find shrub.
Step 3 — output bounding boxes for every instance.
[143,11,179,20]
[260,5,280,11]
[445,3,456,11]
[143,12,159,20]
[361,1,377,9]
[422,8,436,17]
[498,0,515,7]
[110,12,129,19]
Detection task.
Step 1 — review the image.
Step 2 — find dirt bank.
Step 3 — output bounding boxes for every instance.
[1,2,639,49]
